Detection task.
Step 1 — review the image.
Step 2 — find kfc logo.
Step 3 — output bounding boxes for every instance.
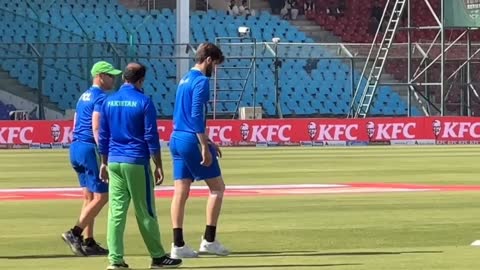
[366,122,416,140]
[432,120,441,142]
[0,127,34,144]
[366,121,375,141]
[157,125,167,141]
[240,123,250,141]
[307,122,317,140]
[2,117,480,146]
[50,123,73,143]
[316,124,358,141]
[239,123,291,142]
[208,125,233,142]
[439,121,480,139]
[51,124,61,142]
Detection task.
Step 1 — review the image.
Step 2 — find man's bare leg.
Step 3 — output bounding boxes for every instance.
[204,176,225,228]
[170,179,198,258]
[171,179,192,231]
[77,192,108,230]
[82,188,94,239]
[62,190,108,256]
[198,176,229,256]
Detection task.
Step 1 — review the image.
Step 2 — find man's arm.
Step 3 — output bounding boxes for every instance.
[92,112,101,145]
[191,78,210,148]
[98,103,110,165]
[92,95,106,145]
[144,98,161,167]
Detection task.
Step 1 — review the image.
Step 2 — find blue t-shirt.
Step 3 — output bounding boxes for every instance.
[98,83,160,165]
[171,69,209,143]
[72,86,106,144]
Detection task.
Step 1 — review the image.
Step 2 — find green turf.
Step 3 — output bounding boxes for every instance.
[1,146,480,269]
[1,194,480,269]
[0,146,479,188]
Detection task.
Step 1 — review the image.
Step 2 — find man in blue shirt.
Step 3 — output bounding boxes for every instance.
[169,43,230,258]
[98,62,182,269]
[62,61,121,257]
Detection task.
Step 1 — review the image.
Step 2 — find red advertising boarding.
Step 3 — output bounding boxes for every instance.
[0,117,480,145]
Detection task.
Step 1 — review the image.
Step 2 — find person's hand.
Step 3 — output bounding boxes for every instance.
[99,164,109,183]
[154,166,164,185]
[200,145,213,167]
[210,142,222,158]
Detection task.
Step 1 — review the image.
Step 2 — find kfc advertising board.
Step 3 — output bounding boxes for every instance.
[0,117,480,147]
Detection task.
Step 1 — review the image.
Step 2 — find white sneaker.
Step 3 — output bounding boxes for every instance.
[198,237,230,256]
[170,243,199,259]
[471,240,480,246]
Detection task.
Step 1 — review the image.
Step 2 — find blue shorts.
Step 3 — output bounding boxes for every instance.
[169,137,222,181]
[69,141,108,193]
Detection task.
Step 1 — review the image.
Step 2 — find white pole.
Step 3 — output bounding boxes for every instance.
[176,0,190,83]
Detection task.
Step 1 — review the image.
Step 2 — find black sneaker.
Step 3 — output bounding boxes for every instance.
[61,230,86,256]
[106,262,129,270]
[151,255,183,269]
[83,240,109,256]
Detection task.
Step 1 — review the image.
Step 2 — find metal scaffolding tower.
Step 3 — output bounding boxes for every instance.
[349,0,480,118]
[350,0,407,118]
[210,37,257,119]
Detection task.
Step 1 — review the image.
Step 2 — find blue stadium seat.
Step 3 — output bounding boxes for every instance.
[0,3,420,117]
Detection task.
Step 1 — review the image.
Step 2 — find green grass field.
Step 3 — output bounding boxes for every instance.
[1,146,480,270]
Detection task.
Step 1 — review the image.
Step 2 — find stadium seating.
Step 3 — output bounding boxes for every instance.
[0,0,421,117]
[306,0,480,115]
[310,0,480,43]
[0,101,17,120]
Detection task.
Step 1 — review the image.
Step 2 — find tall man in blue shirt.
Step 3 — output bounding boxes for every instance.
[169,43,230,258]
[62,61,121,257]
[98,62,182,269]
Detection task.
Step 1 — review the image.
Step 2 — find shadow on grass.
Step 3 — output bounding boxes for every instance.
[0,250,443,261]
[0,250,311,260]
[0,254,77,259]
[230,251,313,255]
[173,264,361,269]
[227,250,443,258]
